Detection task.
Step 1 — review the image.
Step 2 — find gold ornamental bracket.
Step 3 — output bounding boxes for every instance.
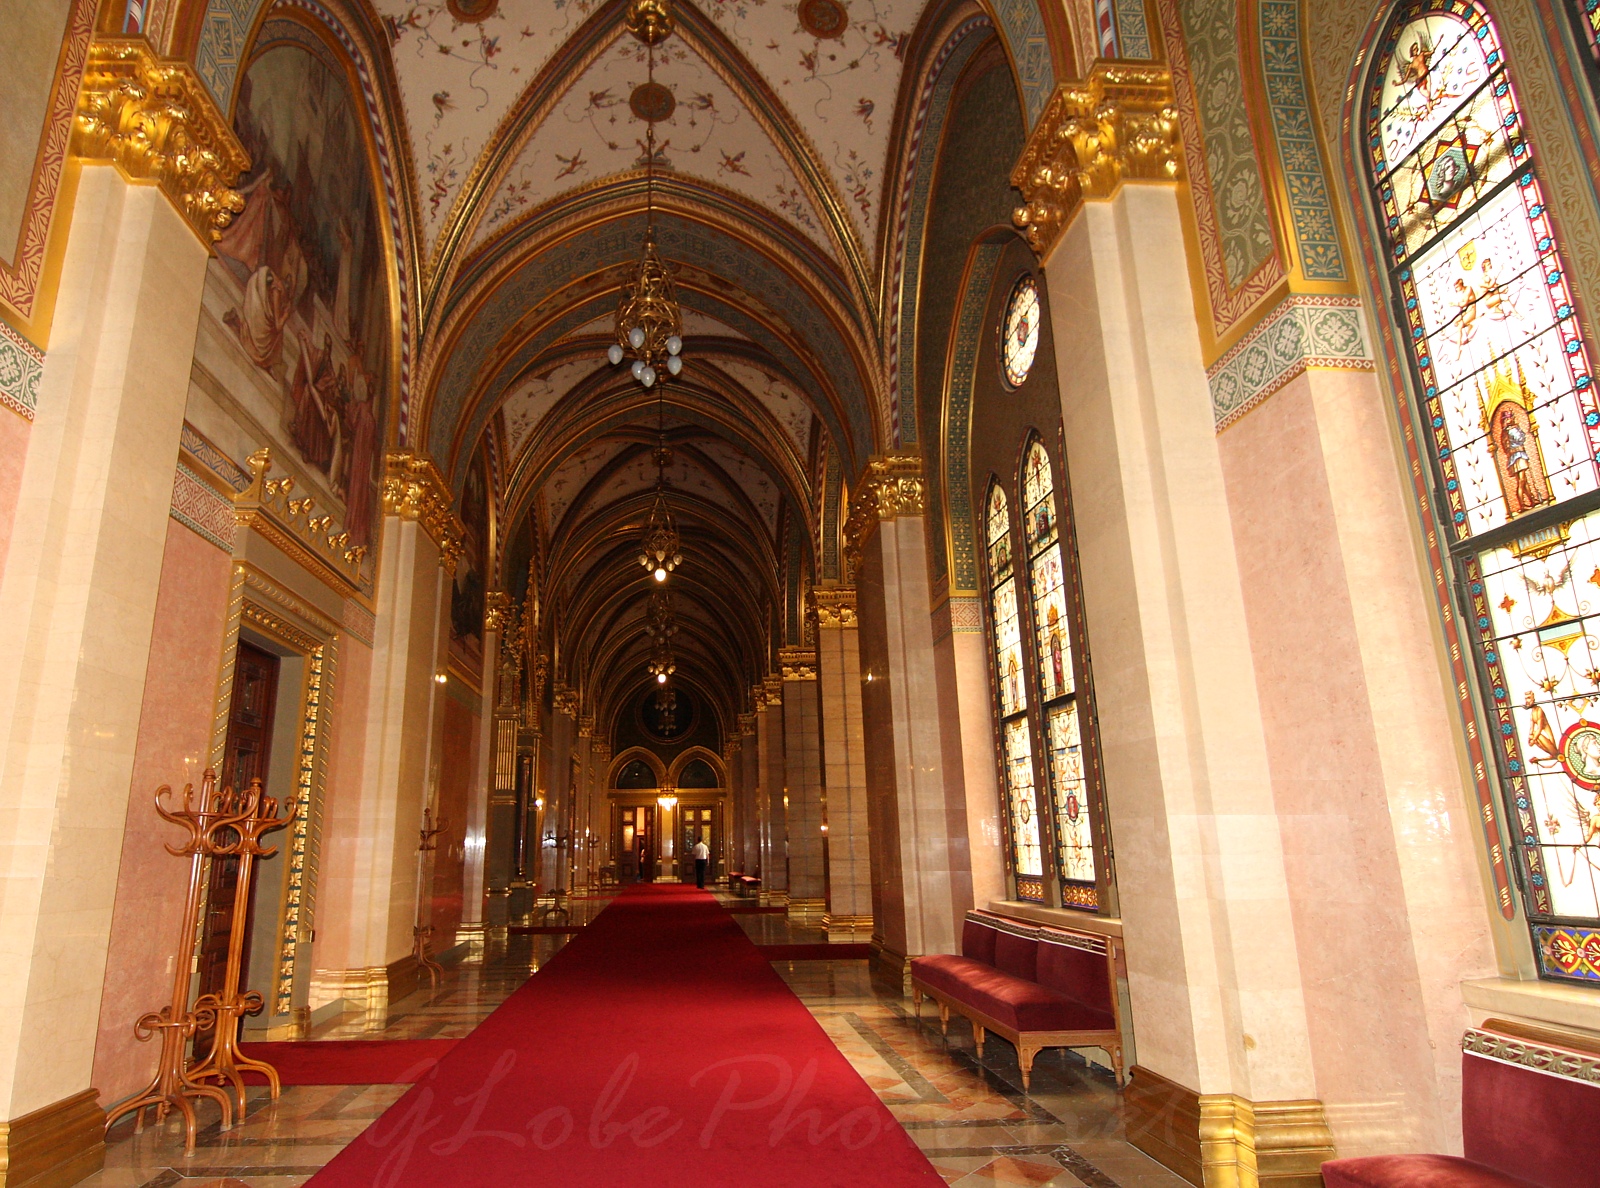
[484,590,512,634]
[843,456,926,582]
[382,451,465,574]
[72,37,250,245]
[234,448,367,594]
[809,586,858,630]
[779,648,818,681]
[1010,64,1182,263]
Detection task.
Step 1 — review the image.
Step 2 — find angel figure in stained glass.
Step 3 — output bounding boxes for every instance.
[1526,692,1560,764]
[1005,652,1021,713]
[1395,32,1439,110]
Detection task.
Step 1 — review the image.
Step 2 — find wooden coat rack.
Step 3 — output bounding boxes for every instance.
[103,772,292,1152]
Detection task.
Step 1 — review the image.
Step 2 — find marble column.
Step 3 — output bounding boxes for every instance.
[737,712,759,874]
[780,649,825,919]
[933,595,1006,910]
[1044,187,1320,1140]
[813,588,873,940]
[0,159,213,1169]
[313,453,455,1012]
[756,678,788,904]
[463,593,509,948]
[851,459,973,970]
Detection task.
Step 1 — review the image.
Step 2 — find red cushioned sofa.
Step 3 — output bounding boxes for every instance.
[909,910,1123,1090]
[1321,1021,1600,1188]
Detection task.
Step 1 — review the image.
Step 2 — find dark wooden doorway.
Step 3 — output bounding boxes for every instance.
[195,641,279,1056]
[616,804,656,883]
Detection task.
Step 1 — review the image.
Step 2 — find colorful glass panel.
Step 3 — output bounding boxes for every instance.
[1371,6,1600,542]
[986,484,1013,582]
[1022,442,1057,552]
[1467,509,1600,923]
[1578,0,1600,65]
[1002,275,1042,388]
[992,578,1027,717]
[1369,0,1600,980]
[1004,718,1044,879]
[1031,546,1074,702]
[1047,705,1096,889]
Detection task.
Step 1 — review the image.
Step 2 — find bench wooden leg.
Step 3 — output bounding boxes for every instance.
[911,987,922,1018]
[1018,1041,1037,1092]
[938,1002,949,1036]
[972,1022,985,1058]
[1110,1044,1125,1087]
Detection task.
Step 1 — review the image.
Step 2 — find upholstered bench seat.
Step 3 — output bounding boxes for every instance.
[1322,1155,1539,1188]
[909,911,1124,1089]
[911,953,1115,1033]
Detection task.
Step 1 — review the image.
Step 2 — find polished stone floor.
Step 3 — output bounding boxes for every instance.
[86,896,1187,1188]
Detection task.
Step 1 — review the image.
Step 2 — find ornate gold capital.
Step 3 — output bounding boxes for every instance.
[382,451,465,574]
[484,590,511,634]
[592,741,612,762]
[843,456,925,581]
[1011,64,1181,261]
[737,711,758,733]
[553,683,579,718]
[809,586,858,630]
[72,37,250,245]
[578,714,595,738]
[763,674,784,702]
[234,447,367,594]
[779,648,817,681]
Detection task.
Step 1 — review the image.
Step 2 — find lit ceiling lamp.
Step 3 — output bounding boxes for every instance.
[645,589,678,682]
[607,0,684,390]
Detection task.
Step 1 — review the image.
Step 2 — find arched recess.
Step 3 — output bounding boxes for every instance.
[609,747,666,789]
[1339,0,1600,981]
[669,746,726,789]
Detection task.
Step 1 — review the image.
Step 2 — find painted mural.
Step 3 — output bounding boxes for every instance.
[211,42,389,549]
[450,447,489,677]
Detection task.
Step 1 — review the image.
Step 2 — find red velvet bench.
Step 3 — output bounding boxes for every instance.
[1322,1021,1599,1188]
[910,910,1123,1090]
[730,873,760,898]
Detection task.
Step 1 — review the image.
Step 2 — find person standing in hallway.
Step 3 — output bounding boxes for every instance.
[692,836,710,888]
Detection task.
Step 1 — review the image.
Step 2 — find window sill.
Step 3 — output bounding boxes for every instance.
[986,900,1123,938]
[1462,976,1600,1038]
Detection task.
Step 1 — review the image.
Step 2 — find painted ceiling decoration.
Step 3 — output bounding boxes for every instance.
[175,0,1088,734]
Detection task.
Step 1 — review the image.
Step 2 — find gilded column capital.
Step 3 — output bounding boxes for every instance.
[779,648,817,681]
[1011,64,1182,261]
[843,456,925,582]
[809,586,858,629]
[737,711,758,733]
[553,683,579,718]
[722,738,741,760]
[592,741,612,763]
[578,714,595,738]
[382,451,465,574]
[72,37,250,245]
[763,674,784,702]
[484,591,511,634]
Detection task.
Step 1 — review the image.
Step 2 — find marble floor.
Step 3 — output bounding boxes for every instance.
[87,897,1187,1188]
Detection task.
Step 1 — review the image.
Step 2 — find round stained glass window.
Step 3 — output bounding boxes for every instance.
[1001,274,1041,388]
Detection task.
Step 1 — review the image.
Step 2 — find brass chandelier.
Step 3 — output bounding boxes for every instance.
[645,588,678,682]
[607,0,684,390]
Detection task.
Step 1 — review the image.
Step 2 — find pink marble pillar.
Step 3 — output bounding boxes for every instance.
[92,519,233,1103]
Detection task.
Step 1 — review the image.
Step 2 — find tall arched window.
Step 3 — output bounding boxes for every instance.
[1368,0,1600,981]
[1022,442,1099,903]
[986,483,1043,896]
[983,436,1110,911]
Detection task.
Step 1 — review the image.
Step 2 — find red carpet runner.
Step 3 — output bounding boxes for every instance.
[238,1040,457,1084]
[309,885,943,1186]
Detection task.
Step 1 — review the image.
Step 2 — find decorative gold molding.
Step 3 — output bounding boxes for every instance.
[779,648,817,681]
[234,448,367,595]
[843,456,925,582]
[381,451,464,574]
[0,1089,105,1188]
[578,714,595,738]
[1127,1065,1333,1188]
[763,674,784,704]
[553,683,579,718]
[1010,64,1182,262]
[810,586,858,629]
[71,37,249,245]
[592,740,611,762]
[737,711,758,733]
[484,590,511,634]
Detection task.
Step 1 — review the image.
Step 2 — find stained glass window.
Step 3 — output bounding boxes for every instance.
[1575,0,1600,65]
[986,483,1040,896]
[1001,276,1042,388]
[1369,0,1600,982]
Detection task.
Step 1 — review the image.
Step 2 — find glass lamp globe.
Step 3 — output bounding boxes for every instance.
[608,343,624,365]
[657,672,667,684]
[666,355,682,376]
[666,335,682,355]
[654,567,667,582]
[641,366,656,387]
[631,360,645,380]
[629,326,646,350]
